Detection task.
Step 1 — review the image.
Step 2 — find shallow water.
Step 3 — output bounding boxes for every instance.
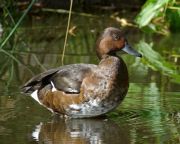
[0,12,179,144]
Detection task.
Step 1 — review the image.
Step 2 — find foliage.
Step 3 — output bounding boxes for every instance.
[135,0,180,35]
[166,3,180,32]
[0,0,36,74]
[137,40,180,83]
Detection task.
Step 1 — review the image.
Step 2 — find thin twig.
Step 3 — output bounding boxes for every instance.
[4,6,16,25]
[32,54,47,71]
[61,0,73,65]
[168,6,180,10]
[42,8,97,17]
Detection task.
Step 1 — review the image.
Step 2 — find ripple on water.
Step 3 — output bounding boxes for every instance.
[115,88,180,143]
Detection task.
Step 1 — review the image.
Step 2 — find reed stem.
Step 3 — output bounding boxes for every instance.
[61,0,73,65]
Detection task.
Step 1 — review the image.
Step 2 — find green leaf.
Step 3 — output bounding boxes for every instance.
[136,40,180,83]
[135,0,170,27]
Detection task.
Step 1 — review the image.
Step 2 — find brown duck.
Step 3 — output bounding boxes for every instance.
[22,27,142,118]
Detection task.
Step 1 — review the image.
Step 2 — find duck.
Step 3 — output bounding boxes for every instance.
[21,27,142,118]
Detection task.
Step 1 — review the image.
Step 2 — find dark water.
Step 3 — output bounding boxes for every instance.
[0,13,179,144]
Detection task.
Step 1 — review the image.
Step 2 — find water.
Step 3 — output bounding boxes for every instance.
[0,12,179,144]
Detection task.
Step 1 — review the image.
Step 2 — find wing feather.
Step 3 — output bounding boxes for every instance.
[21,64,96,94]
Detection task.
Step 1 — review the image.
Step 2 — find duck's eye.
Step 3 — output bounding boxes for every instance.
[112,33,120,41]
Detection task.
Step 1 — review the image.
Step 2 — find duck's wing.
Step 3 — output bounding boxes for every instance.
[21,64,97,94]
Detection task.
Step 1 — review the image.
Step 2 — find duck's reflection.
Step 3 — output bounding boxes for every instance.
[32,116,130,144]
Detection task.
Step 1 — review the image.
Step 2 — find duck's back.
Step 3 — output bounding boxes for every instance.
[22,64,97,94]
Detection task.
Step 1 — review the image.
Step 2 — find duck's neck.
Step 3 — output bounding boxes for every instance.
[99,55,121,70]
[99,55,129,84]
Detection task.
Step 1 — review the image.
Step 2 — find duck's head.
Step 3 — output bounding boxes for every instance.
[96,27,142,59]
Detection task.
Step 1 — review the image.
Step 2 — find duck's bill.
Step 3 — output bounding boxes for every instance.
[122,42,142,57]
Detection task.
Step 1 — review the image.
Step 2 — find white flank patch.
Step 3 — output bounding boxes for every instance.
[31,90,42,105]
[70,131,81,138]
[69,104,81,110]
[89,98,100,107]
[69,98,100,114]
[32,123,42,141]
[51,81,57,92]
[31,88,54,113]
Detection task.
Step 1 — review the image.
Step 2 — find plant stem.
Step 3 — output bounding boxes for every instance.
[61,0,73,65]
[0,0,36,75]
[0,0,36,49]
[42,8,97,17]
[168,6,180,10]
